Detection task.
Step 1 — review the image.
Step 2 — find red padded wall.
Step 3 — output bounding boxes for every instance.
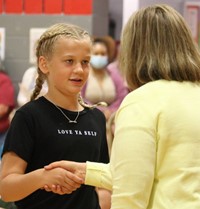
[5,0,23,13]
[64,0,92,15]
[24,0,43,14]
[44,0,63,14]
[0,0,3,13]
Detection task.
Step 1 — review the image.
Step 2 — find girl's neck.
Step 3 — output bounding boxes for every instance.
[45,93,83,111]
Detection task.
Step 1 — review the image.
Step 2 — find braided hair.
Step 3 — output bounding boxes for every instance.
[30,23,107,109]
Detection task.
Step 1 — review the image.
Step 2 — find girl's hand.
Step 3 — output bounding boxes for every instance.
[42,167,83,195]
[44,160,86,180]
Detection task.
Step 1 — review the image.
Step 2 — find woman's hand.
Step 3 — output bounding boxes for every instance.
[43,161,86,195]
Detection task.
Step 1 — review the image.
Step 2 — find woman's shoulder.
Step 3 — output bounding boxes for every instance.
[120,80,167,106]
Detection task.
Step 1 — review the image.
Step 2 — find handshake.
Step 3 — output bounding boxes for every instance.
[43,161,87,195]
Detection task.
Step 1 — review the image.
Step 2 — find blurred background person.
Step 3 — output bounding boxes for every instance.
[81,36,128,121]
[0,59,15,156]
[17,65,48,107]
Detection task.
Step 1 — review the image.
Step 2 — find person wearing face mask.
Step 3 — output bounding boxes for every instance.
[82,36,128,122]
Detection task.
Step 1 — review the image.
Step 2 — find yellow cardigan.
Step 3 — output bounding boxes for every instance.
[85,80,200,209]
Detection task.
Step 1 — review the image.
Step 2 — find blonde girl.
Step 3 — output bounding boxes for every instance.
[0,23,109,209]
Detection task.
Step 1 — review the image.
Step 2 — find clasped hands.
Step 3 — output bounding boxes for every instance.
[43,160,86,195]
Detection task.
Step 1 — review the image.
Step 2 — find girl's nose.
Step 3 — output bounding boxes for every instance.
[74,62,83,73]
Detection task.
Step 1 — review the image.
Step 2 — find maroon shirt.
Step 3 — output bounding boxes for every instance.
[0,71,15,133]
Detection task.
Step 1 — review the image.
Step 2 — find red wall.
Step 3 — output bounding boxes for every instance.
[64,0,92,15]
[5,0,23,13]
[24,0,43,14]
[0,0,2,13]
[44,0,63,14]
[2,0,93,14]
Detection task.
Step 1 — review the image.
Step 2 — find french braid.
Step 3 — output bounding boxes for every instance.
[30,23,107,109]
[78,93,107,109]
[30,67,45,101]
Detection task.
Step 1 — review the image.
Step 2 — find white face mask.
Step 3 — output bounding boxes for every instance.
[90,55,108,69]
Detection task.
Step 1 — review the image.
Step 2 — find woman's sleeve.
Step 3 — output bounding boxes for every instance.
[110,99,157,209]
[85,162,112,191]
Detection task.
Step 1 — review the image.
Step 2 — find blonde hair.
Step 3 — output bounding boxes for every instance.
[120,4,200,89]
[30,23,107,109]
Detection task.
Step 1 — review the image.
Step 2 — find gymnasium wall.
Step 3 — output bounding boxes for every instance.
[0,0,109,95]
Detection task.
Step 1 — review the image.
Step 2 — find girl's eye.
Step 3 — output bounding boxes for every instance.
[66,59,73,64]
[82,60,89,65]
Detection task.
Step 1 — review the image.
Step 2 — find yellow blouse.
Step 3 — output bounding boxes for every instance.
[86,80,200,209]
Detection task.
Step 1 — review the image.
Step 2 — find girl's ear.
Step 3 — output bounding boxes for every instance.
[38,56,49,74]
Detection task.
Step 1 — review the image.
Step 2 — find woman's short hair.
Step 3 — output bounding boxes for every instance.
[120,4,200,89]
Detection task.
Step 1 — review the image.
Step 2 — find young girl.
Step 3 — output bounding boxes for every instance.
[0,23,109,209]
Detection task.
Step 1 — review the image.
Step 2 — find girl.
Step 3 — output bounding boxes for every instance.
[0,23,109,209]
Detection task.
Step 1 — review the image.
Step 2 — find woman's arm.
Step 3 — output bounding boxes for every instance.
[44,161,112,191]
[85,162,112,190]
[0,152,83,202]
[110,99,156,209]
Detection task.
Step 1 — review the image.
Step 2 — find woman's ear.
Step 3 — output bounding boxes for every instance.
[38,56,49,74]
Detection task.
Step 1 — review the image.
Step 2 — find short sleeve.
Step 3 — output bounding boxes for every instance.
[2,109,35,163]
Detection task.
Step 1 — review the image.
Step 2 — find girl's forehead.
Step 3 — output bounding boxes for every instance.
[53,36,92,50]
[51,37,92,56]
[57,36,92,44]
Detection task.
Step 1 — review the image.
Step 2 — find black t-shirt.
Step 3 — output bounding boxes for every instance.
[3,97,109,209]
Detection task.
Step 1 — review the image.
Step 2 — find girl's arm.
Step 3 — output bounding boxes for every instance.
[0,152,83,202]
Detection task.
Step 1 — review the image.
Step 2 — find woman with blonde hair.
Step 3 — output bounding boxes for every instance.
[45,4,200,209]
